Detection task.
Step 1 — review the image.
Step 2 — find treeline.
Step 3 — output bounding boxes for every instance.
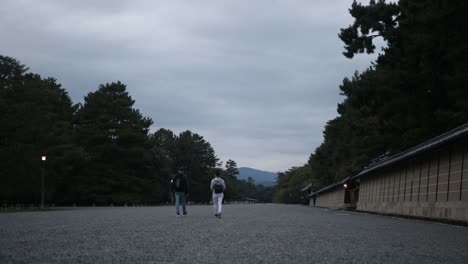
[0,56,272,205]
[274,0,468,203]
[221,160,274,203]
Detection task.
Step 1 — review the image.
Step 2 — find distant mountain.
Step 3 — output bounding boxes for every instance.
[238,167,277,186]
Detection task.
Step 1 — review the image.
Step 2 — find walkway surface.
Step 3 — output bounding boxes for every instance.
[1,204,467,264]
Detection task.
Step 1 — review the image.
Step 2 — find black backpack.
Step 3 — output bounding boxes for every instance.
[214,182,224,193]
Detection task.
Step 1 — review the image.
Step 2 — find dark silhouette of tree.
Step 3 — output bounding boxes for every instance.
[225,159,239,179]
[148,128,177,203]
[0,56,78,204]
[74,81,153,204]
[173,131,218,203]
[1,56,270,205]
[277,0,468,203]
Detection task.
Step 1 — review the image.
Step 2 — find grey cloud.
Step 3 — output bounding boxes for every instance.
[1,0,377,171]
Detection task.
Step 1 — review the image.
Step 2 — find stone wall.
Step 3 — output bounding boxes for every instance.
[314,187,345,208]
[357,139,468,222]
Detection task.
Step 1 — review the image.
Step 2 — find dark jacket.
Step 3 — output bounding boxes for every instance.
[171,173,188,194]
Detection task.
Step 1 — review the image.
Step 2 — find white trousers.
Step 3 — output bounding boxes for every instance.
[212,193,224,214]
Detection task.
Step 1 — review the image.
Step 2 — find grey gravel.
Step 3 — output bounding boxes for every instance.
[1,204,467,264]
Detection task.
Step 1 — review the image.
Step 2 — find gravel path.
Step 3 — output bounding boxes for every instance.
[1,204,467,264]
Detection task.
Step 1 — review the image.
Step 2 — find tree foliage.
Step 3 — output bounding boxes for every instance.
[273,166,313,204]
[225,159,239,179]
[0,56,274,205]
[275,0,468,203]
[73,81,154,204]
[0,56,78,204]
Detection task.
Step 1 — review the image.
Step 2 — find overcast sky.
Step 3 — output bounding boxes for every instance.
[1,0,378,172]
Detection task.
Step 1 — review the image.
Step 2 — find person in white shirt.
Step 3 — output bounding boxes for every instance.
[210,170,226,218]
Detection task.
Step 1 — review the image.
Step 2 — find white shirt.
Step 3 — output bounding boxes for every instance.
[210,177,226,192]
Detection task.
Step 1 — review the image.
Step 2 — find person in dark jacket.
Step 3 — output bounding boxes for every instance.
[171,168,189,217]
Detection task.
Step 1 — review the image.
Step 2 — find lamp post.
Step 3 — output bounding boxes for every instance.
[41,155,46,208]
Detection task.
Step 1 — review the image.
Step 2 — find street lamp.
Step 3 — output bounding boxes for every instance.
[41,155,46,208]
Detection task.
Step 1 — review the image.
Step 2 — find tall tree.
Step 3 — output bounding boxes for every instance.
[339,0,468,149]
[0,55,78,204]
[173,131,218,203]
[224,159,239,179]
[74,81,153,204]
[148,128,177,203]
[282,0,468,201]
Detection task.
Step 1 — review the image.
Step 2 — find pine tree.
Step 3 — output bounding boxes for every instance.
[75,81,153,204]
[0,56,78,204]
[225,159,239,179]
[173,131,218,203]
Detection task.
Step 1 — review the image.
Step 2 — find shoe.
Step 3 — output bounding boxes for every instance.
[176,214,180,218]
[214,213,218,218]
[182,212,187,216]
[218,213,221,218]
